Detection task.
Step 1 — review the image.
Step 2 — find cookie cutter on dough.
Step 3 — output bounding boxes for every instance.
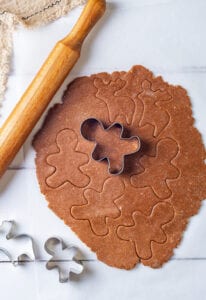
[80,118,141,175]
[0,220,36,266]
[44,237,84,283]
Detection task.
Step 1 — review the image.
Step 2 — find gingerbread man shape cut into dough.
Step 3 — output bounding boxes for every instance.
[131,138,180,199]
[46,129,90,188]
[71,177,124,236]
[117,202,174,260]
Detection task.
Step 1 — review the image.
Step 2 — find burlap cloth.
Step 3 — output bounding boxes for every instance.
[0,0,86,110]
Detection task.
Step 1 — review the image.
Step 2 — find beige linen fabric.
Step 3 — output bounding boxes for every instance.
[0,0,85,108]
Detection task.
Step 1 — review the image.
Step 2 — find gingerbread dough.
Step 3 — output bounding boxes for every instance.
[33,65,206,269]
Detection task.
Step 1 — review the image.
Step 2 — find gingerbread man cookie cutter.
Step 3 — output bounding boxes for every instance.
[80,118,141,175]
[44,237,84,283]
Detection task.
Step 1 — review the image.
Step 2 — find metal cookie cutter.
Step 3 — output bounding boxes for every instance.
[80,118,141,175]
[0,220,36,266]
[44,237,84,283]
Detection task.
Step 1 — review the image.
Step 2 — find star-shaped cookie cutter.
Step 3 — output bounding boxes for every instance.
[44,237,84,283]
[0,220,36,266]
[80,118,141,175]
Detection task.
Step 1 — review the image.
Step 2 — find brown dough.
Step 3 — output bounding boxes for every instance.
[33,65,206,269]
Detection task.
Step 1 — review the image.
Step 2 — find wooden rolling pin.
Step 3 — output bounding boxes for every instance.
[0,0,106,178]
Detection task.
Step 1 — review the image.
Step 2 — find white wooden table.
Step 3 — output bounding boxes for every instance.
[0,0,206,299]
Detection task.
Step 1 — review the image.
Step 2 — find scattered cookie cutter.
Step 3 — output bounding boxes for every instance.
[0,220,84,282]
[80,118,141,175]
[44,237,84,283]
[0,220,36,266]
